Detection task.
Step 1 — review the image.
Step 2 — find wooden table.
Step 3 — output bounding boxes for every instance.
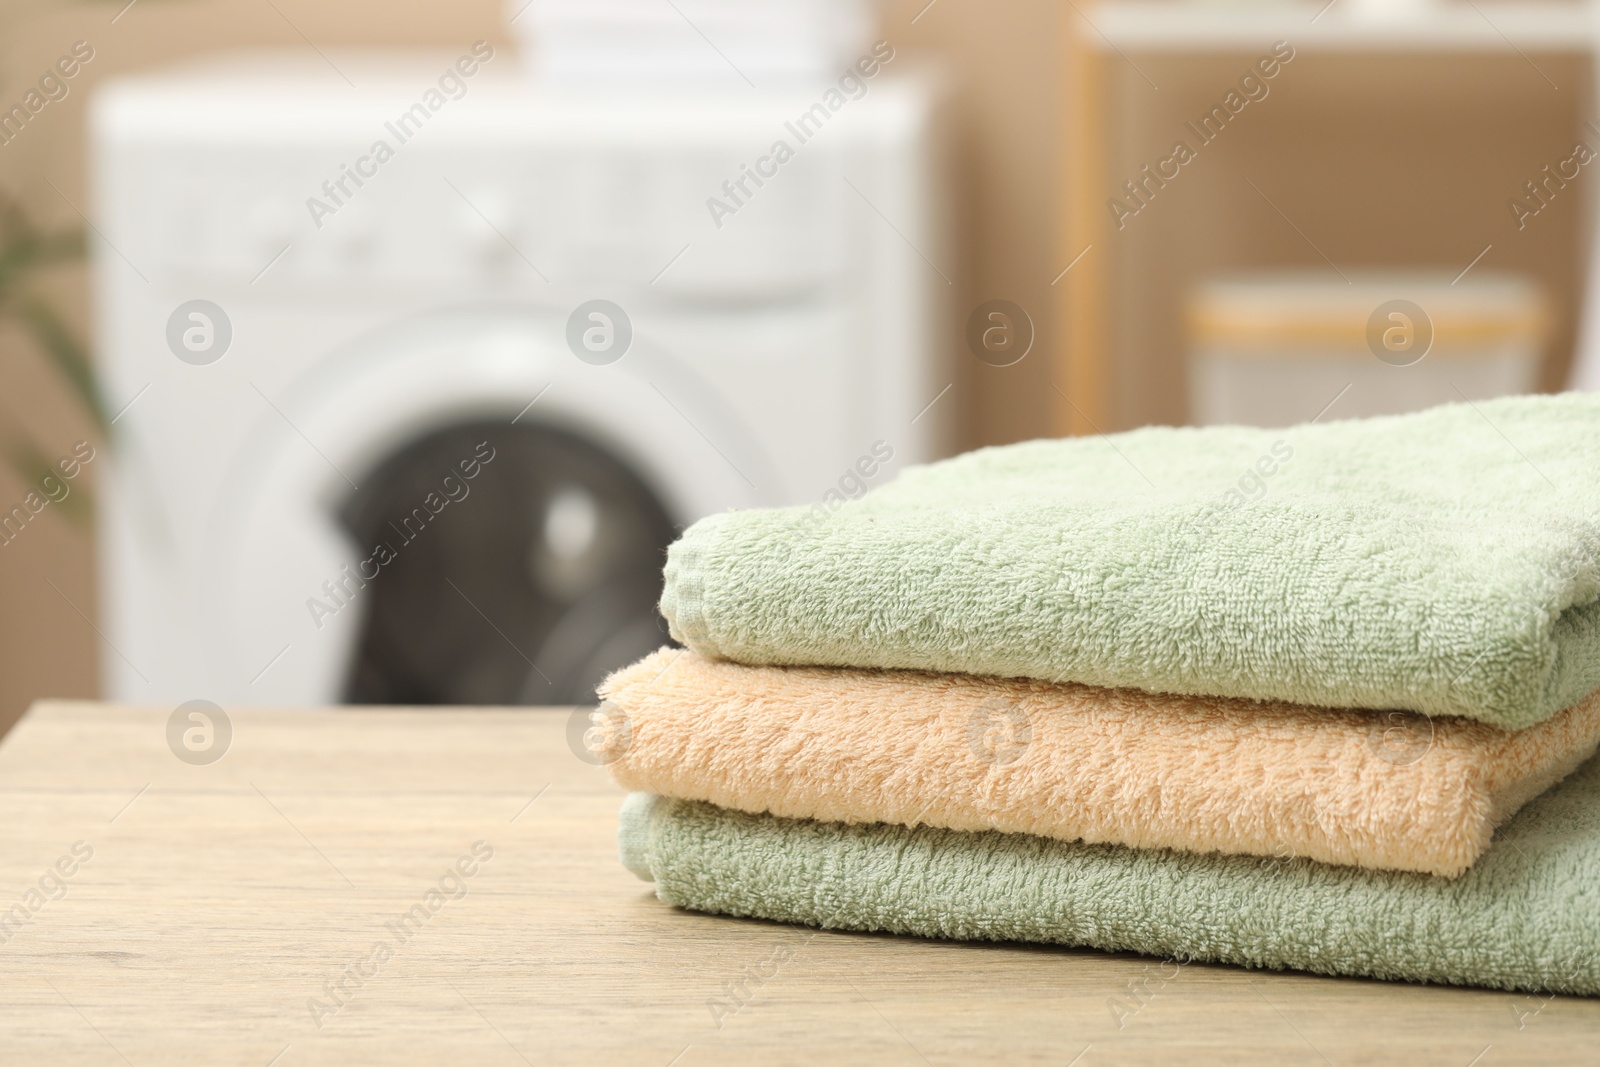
[2,701,1597,1064]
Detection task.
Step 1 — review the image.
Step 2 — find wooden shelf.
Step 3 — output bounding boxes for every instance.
[1089,1,1595,53]
[1055,0,1595,436]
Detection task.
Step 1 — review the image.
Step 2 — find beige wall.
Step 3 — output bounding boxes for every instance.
[882,0,1068,446]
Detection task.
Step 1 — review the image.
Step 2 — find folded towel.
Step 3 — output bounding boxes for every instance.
[661,394,1600,729]
[619,751,1600,995]
[600,650,1600,876]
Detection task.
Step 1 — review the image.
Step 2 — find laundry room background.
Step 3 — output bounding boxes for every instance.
[0,0,1590,731]
[0,0,1065,730]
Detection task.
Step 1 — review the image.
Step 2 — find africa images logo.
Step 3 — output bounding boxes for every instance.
[304,441,496,630]
[303,43,495,230]
[704,41,896,229]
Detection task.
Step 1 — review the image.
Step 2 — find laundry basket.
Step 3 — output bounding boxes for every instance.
[1187,272,1549,427]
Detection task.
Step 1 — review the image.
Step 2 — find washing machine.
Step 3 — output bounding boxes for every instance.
[92,49,952,708]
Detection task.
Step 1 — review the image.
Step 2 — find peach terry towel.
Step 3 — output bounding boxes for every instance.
[599,649,1600,877]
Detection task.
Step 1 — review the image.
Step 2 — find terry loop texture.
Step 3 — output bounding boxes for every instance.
[660,394,1600,730]
[620,753,1600,996]
[600,650,1600,877]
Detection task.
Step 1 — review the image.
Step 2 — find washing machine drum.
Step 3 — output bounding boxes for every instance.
[339,420,677,706]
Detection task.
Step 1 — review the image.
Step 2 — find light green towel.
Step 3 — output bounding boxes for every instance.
[661,394,1600,729]
[620,756,1600,994]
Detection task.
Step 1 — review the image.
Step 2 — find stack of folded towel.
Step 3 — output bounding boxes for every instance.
[598,393,1600,995]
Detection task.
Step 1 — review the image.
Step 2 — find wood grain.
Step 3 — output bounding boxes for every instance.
[0,701,1597,1065]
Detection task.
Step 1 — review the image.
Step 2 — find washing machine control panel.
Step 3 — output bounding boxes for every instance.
[102,77,899,307]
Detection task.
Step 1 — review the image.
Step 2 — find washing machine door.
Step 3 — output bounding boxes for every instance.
[207,308,771,707]
[338,418,676,705]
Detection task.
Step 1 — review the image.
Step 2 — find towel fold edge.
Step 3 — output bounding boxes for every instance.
[619,792,662,882]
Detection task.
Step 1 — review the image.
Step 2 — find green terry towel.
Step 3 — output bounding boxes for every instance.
[618,751,1600,995]
[661,393,1600,729]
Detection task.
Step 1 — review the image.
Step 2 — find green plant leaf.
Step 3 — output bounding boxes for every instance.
[4,439,90,530]
[0,188,104,517]
[9,297,109,435]
[0,190,84,299]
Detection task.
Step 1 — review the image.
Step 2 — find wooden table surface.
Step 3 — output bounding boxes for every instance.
[2,702,1598,1065]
